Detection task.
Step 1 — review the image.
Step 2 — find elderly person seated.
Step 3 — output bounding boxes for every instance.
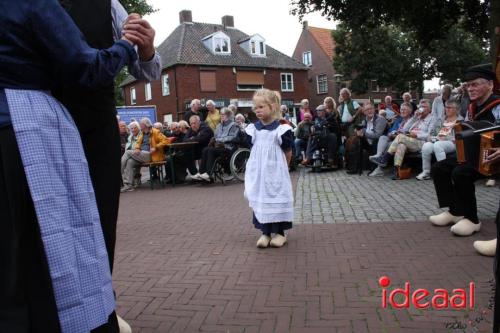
[166,121,178,137]
[353,101,387,165]
[378,95,400,121]
[294,112,313,162]
[205,100,221,131]
[416,100,462,180]
[368,102,415,176]
[193,108,240,181]
[302,105,339,167]
[297,99,313,122]
[125,121,141,151]
[372,99,435,180]
[121,117,171,192]
[235,113,247,129]
[183,115,214,180]
[118,120,129,156]
[153,122,163,131]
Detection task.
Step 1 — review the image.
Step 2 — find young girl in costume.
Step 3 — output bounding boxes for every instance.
[244,89,294,248]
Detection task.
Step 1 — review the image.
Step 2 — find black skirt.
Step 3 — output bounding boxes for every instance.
[252,213,293,235]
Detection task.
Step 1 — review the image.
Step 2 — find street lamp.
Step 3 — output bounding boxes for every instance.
[334,74,343,101]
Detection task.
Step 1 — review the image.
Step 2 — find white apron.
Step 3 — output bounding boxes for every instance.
[244,123,294,223]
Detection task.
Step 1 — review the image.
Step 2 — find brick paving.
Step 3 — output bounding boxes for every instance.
[114,169,499,333]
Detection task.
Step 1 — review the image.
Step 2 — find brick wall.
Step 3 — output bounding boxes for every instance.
[123,65,309,121]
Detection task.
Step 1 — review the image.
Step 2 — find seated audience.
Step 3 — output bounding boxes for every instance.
[402,92,418,112]
[205,100,221,131]
[303,105,339,167]
[121,117,171,192]
[372,99,435,180]
[118,120,129,156]
[378,95,400,121]
[125,121,141,151]
[368,102,414,176]
[294,112,313,162]
[355,101,387,158]
[194,108,240,181]
[235,113,247,129]
[183,115,214,180]
[166,122,178,138]
[416,100,462,180]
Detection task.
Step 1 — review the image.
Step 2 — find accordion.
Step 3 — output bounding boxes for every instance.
[454,121,500,176]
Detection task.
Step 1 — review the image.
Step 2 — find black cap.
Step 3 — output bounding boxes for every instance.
[464,63,495,81]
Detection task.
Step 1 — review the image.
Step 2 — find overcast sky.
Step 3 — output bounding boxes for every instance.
[143,0,439,90]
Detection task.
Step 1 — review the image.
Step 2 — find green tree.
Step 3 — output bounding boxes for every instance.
[291,0,491,94]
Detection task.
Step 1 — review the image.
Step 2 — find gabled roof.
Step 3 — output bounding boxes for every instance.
[121,22,307,87]
[308,26,335,60]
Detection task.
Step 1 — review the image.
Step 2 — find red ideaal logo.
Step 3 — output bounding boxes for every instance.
[379,276,475,309]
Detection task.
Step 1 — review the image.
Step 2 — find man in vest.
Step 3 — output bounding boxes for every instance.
[53,1,161,332]
[338,88,363,137]
[429,64,499,255]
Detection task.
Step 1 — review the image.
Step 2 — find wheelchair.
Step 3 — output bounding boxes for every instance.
[308,128,337,173]
[208,147,251,185]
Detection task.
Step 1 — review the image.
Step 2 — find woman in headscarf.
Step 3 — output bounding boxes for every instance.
[0,1,143,332]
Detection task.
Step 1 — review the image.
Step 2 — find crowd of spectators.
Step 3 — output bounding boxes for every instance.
[117,80,499,192]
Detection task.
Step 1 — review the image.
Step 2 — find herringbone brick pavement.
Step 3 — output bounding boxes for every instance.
[114,172,498,333]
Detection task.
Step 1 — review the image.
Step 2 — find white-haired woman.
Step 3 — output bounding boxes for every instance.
[205,99,221,131]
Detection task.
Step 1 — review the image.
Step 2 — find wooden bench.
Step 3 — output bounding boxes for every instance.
[141,160,167,190]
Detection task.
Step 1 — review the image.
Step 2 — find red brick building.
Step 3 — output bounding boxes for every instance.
[121,10,309,122]
[292,22,408,107]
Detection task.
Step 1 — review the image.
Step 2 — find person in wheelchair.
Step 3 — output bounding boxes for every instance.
[302,105,339,168]
[193,107,240,182]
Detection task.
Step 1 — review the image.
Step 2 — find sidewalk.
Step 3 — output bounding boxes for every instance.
[114,169,498,332]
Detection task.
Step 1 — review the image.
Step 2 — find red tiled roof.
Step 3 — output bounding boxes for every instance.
[308,26,335,60]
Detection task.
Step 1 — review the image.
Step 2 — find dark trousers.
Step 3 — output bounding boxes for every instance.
[431,158,484,223]
[199,146,228,175]
[0,126,60,332]
[79,119,121,332]
[306,133,338,160]
[0,125,120,333]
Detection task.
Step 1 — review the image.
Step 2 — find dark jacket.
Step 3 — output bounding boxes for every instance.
[184,121,214,149]
[184,108,207,122]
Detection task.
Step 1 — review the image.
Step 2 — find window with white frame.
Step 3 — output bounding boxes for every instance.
[145,82,152,101]
[162,74,170,96]
[259,42,265,55]
[214,37,230,54]
[302,51,312,66]
[130,87,136,105]
[281,73,294,92]
[316,74,328,94]
[246,34,266,57]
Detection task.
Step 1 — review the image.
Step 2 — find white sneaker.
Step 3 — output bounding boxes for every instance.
[450,219,481,236]
[199,173,210,182]
[368,167,384,177]
[473,238,496,257]
[185,173,196,181]
[368,155,380,163]
[429,211,463,226]
[270,234,287,247]
[120,185,134,193]
[416,171,431,180]
[256,235,271,248]
[486,179,496,187]
[117,315,132,333]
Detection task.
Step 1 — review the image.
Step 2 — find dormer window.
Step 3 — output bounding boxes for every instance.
[239,34,266,57]
[202,31,231,55]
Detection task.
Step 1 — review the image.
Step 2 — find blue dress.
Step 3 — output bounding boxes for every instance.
[0,1,137,332]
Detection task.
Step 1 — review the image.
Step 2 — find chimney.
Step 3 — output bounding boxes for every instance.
[179,10,192,24]
[303,20,308,30]
[221,15,234,28]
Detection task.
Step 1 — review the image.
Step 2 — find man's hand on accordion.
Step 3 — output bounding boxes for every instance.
[485,148,500,164]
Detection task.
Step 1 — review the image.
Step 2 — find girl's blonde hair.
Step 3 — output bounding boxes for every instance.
[253,89,282,120]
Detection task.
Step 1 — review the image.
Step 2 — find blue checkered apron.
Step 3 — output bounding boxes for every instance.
[5,89,115,333]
